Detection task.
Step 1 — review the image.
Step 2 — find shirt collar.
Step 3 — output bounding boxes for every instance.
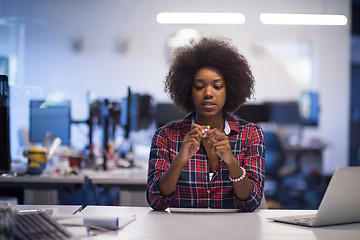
[224,120,231,135]
[191,114,231,135]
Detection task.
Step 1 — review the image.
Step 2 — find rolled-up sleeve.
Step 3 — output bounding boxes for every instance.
[235,124,265,211]
[146,128,174,210]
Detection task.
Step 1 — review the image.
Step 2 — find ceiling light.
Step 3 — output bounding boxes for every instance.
[157,12,245,24]
[260,13,347,26]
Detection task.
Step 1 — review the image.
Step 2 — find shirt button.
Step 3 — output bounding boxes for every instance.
[207,190,211,193]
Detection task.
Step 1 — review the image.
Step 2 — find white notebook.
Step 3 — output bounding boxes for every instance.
[56,214,136,230]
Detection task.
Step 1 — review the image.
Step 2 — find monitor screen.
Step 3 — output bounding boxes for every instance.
[29,100,71,145]
[235,99,318,126]
[120,87,155,138]
[299,91,319,126]
[234,104,270,123]
[155,103,187,128]
[268,101,301,125]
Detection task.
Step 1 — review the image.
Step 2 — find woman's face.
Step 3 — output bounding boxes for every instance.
[192,67,226,119]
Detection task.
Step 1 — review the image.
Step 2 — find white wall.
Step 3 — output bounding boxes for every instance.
[0,0,350,174]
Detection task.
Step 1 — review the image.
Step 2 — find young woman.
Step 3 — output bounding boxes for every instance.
[147,37,265,211]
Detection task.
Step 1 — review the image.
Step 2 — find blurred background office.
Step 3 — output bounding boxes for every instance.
[0,0,359,209]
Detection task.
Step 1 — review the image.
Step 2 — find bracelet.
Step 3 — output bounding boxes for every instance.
[229,167,246,183]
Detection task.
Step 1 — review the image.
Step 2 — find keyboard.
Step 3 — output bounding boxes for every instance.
[292,216,315,226]
[15,211,74,240]
[269,214,316,227]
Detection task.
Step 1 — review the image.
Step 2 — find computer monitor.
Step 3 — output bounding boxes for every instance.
[268,101,301,125]
[155,103,187,128]
[29,100,71,145]
[235,101,301,125]
[299,91,319,126]
[120,87,155,138]
[234,103,270,124]
[235,99,318,127]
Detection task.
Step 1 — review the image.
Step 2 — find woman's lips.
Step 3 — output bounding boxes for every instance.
[201,102,216,110]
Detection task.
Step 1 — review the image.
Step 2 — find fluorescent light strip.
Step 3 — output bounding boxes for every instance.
[157,12,245,24]
[260,13,347,25]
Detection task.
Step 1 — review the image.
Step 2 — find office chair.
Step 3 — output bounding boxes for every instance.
[264,131,285,178]
[263,130,311,209]
[263,130,286,205]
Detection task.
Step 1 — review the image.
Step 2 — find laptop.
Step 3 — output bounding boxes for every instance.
[268,166,360,227]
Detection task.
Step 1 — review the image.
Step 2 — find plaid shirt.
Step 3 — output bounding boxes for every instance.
[146,112,265,211]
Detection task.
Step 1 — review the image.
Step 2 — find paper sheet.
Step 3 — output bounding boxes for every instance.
[55,214,136,230]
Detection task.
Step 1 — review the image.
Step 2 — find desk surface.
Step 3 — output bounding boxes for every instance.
[77,206,360,240]
[82,167,147,186]
[283,144,324,153]
[16,205,360,240]
[0,166,147,187]
[1,167,148,205]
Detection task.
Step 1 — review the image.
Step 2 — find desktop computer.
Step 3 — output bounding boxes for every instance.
[0,75,11,173]
[29,99,71,146]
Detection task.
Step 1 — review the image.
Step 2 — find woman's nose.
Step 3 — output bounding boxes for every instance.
[204,86,214,99]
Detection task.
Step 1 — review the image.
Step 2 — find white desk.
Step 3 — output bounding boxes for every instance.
[82,167,147,190]
[16,205,360,239]
[0,167,148,206]
[82,167,148,206]
[77,206,360,240]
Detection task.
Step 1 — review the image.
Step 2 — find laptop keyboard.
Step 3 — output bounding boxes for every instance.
[15,212,74,240]
[293,216,315,226]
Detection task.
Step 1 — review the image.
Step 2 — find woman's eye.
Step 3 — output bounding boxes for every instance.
[195,85,204,90]
[214,85,223,90]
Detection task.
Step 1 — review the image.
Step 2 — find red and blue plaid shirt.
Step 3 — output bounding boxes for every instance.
[147,112,265,211]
